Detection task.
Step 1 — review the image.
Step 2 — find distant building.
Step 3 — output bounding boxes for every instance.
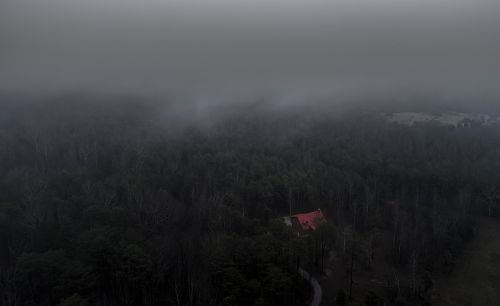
[282,209,327,233]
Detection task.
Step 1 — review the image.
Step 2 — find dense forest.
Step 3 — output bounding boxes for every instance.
[1,95,500,306]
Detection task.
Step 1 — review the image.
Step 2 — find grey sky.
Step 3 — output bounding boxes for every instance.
[1,0,499,93]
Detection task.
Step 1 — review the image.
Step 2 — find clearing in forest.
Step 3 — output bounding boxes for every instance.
[432,217,500,306]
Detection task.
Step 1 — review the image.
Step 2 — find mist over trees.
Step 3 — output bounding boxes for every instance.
[1,95,500,305]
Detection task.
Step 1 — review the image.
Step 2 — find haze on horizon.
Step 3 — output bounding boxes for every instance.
[1,0,500,95]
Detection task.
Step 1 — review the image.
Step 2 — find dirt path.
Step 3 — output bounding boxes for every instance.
[432,217,500,306]
[298,268,322,306]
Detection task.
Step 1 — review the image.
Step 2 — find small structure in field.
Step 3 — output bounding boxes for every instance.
[283,209,327,233]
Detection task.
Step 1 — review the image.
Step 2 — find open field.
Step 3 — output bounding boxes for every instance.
[432,217,500,306]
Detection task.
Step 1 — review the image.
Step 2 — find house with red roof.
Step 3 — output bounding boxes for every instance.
[283,209,327,233]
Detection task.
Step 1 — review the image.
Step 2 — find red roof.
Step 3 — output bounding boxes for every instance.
[292,209,326,231]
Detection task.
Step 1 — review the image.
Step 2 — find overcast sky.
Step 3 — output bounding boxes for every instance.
[1,0,499,93]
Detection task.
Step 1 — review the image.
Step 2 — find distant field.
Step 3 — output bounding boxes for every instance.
[433,217,500,306]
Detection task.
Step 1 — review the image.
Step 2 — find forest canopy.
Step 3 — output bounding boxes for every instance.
[1,95,500,305]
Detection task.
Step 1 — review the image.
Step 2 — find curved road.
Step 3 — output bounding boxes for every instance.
[298,268,322,306]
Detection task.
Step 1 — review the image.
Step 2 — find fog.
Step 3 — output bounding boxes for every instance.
[4,4,500,306]
[1,0,500,95]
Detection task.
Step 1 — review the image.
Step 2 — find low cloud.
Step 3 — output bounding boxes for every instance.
[1,0,500,94]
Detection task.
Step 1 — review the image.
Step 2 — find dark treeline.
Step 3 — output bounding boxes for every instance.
[1,96,500,306]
